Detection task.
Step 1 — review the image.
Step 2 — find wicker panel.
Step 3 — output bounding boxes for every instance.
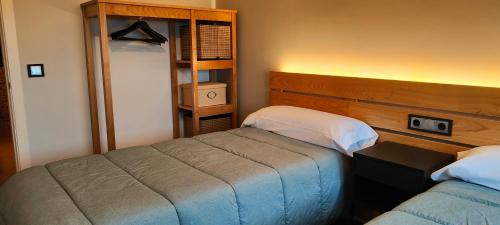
[184,114,231,137]
[180,23,231,60]
[180,25,191,60]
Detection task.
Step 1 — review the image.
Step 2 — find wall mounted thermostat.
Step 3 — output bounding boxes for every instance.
[408,114,453,136]
[27,64,45,78]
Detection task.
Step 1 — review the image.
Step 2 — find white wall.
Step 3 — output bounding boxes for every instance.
[93,19,209,151]
[12,0,212,168]
[94,19,173,150]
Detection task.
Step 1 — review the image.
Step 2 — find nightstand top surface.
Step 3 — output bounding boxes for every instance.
[354,142,455,171]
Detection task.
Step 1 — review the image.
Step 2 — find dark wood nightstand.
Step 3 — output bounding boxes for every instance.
[350,141,455,224]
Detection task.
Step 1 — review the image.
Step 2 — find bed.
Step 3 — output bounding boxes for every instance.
[0,128,349,225]
[267,72,500,225]
[367,180,500,225]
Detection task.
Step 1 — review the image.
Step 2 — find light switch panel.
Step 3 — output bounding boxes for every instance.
[27,64,44,78]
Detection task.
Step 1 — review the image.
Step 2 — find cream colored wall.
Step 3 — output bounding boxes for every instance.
[216,0,500,121]
[13,0,211,168]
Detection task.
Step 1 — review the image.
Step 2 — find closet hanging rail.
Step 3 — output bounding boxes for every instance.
[110,20,168,45]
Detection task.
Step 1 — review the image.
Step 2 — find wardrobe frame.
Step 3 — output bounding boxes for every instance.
[81,0,237,154]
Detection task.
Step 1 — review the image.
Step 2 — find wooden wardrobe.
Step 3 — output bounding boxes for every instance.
[81,0,238,154]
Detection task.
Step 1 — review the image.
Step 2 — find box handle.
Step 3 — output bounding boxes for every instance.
[207,91,217,99]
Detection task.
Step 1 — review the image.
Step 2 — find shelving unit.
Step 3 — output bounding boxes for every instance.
[81,0,237,153]
[169,9,238,138]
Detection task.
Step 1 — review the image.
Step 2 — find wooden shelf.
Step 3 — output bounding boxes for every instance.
[81,0,237,19]
[199,104,234,117]
[176,60,233,70]
[177,60,191,68]
[198,60,233,70]
[178,104,193,111]
[178,104,234,117]
[168,12,237,137]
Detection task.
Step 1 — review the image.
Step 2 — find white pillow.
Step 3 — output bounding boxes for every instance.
[431,145,500,191]
[241,106,378,156]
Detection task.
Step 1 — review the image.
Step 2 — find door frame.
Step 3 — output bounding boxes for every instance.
[0,0,31,170]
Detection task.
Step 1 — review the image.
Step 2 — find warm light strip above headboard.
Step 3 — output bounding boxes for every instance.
[269,71,500,154]
[279,62,500,88]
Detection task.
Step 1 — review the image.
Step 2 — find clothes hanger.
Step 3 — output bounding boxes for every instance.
[110,18,168,45]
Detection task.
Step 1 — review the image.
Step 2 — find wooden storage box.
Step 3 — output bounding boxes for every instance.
[184,114,232,137]
[181,82,227,107]
[180,23,232,60]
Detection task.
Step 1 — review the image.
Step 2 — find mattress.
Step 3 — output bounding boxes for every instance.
[367,180,500,225]
[0,127,348,225]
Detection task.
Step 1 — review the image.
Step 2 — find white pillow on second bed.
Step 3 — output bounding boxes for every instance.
[432,145,500,191]
[242,105,378,156]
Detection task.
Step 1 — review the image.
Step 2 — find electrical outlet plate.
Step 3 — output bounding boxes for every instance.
[408,114,453,136]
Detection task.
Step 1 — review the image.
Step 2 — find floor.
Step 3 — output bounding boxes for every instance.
[0,124,15,184]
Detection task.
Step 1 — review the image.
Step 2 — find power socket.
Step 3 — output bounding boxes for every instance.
[408,114,453,136]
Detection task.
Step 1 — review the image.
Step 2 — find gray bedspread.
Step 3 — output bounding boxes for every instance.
[0,128,348,225]
[367,180,500,225]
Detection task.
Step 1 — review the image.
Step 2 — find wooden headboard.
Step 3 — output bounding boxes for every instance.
[269,71,500,155]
